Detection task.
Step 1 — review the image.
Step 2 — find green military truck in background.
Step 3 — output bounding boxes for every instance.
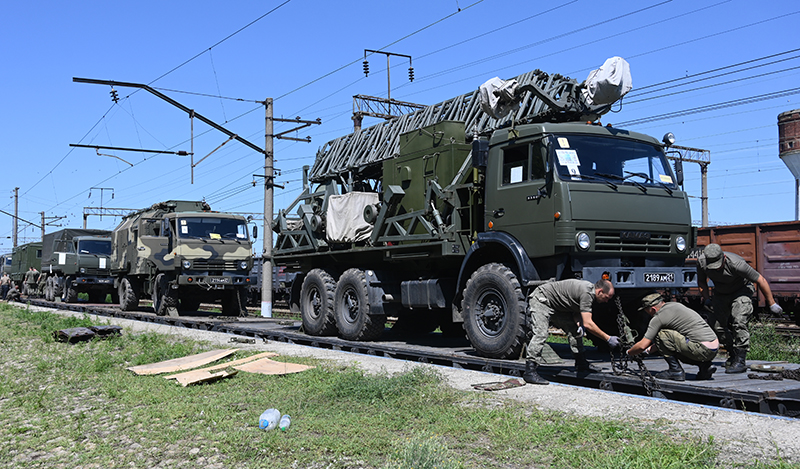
[7,242,42,292]
[273,58,697,359]
[111,200,255,316]
[41,228,115,303]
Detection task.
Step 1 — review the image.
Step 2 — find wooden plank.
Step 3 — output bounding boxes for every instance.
[175,369,238,387]
[234,358,315,375]
[127,349,238,376]
[163,351,279,380]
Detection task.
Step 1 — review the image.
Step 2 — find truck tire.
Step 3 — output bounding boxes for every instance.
[153,274,178,316]
[461,263,528,359]
[299,269,337,336]
[334,268,385,341]
[62,278,78,304]
[221,288,247,316]
[118,278,139,311]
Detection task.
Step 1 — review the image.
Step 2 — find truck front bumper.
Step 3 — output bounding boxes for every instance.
[71,277,114,287]
[582,266,697,289]
[177,274,256,289]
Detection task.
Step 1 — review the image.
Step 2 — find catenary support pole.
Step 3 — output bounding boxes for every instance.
[261,98,274,318]
[13,187,18,248]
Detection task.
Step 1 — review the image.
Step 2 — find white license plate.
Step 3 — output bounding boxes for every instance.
[208,277,231,284]
[644,272,674,283]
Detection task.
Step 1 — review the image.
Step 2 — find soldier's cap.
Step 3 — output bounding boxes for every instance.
[639,292,663,311]
[704,243,724,270]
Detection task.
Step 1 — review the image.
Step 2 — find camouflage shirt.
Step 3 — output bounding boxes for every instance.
[697,251,759,295]
[535,279,595,314]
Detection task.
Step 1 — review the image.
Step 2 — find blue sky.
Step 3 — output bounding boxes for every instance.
[2,0,799,254]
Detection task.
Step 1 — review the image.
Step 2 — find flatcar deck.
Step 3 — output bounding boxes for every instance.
[18,298,800,418]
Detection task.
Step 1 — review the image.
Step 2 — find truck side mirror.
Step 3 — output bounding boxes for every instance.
[252,225,258,240]
[674,159,684,186]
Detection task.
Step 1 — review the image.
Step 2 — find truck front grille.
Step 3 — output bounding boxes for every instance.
[84,268,110,276]
[594,232,672,253]
[192,259,239,271]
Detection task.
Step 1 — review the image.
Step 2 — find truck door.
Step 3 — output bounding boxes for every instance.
[138,218,173,270]
[485,139,555,259]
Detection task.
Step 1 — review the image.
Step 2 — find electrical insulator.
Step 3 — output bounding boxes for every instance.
[408,67,414,82]
[363,60,369,77]
[110,88,119,103]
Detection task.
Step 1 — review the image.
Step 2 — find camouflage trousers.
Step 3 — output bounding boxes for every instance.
[712,286,754,351]
[654,329,718,363]
[525,287,584,365]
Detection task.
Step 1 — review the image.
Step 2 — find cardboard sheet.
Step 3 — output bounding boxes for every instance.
[127,349,238,376]
[234,358,315,375]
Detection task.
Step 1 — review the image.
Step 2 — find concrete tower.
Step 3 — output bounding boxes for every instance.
[778,109,800,220]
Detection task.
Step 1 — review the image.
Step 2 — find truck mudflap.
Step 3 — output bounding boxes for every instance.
[177,274,255,289]
[581,266,697,289]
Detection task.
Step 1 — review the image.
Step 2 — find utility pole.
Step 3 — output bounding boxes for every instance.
[13,187,18,248]
[257,99,320,318]
[39,212,66,242]
[667,145,711,227]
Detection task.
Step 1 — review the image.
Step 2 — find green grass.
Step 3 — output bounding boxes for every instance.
[749,323,800,363]
[0,302,796,468]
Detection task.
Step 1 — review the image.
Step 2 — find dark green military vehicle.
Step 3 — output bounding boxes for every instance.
[41,228,115,303]
[110,200,255,316]
[273,60,696,358]
[8,242,42,289]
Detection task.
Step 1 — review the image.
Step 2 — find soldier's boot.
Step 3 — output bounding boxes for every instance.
[522,360,549,385]
[695,361,717,380]
[726,347,748,374]
[574,353,601,372]
[656,356,686,381]
[722,338,735,368]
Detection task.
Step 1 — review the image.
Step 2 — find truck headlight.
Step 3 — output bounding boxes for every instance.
[79,268,86,274]
[576,232,591,251]
[182,260,192,269]
[676,236,687,253]
[240,261,248,270]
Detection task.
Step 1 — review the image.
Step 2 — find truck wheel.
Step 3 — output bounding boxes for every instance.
[62,278,78,304]
[334,268,385,341]
[461,263,528,359]
[118,278,139,311]
[299,269,337,336]
[153,274,177,316]
[221,288,247,316]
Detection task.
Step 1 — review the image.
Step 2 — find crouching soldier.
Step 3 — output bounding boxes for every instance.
[627,293,719,381]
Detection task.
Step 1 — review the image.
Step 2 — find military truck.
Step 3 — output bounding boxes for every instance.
[8,242,42,291]
[273,58,697,359]
[41,228,115,303]
[111,200,254,316]
[247,257,298,306]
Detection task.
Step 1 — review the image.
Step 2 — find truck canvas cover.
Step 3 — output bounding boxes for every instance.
[42,228,111,267]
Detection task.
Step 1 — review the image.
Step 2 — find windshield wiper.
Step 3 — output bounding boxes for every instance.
[572,173,618,190]
[622,171,649,193]
[182,235,207,243]
[624,171,673,195]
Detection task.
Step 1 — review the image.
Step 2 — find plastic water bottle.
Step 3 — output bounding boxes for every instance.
[259,408,280,431]
[279,414,291,431]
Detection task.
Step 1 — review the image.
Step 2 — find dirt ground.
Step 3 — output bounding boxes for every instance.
[16,302,800,467]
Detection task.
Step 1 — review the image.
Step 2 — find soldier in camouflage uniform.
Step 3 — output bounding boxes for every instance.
[697,244,783,374]
[1,272,10,300]
[627,293,719,381]
[6,283,21,302]
[37,271,48,296]
[25,267,39,297]
[522,278,617,385]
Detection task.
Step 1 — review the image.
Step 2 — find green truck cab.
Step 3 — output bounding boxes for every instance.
[111,200,255,316]
[41,229,115,303]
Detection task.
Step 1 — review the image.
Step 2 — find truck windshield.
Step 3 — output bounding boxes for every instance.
[177,217,248,241]
[78,240,112,255]
[551,134,676,188]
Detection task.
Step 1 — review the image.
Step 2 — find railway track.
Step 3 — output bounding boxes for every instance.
[14,296,800,418]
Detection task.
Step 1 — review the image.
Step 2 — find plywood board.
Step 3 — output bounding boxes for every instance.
[175,369,238,387]
[164,351,279,380]
[234,358,315,375]
[127,349,238,376]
